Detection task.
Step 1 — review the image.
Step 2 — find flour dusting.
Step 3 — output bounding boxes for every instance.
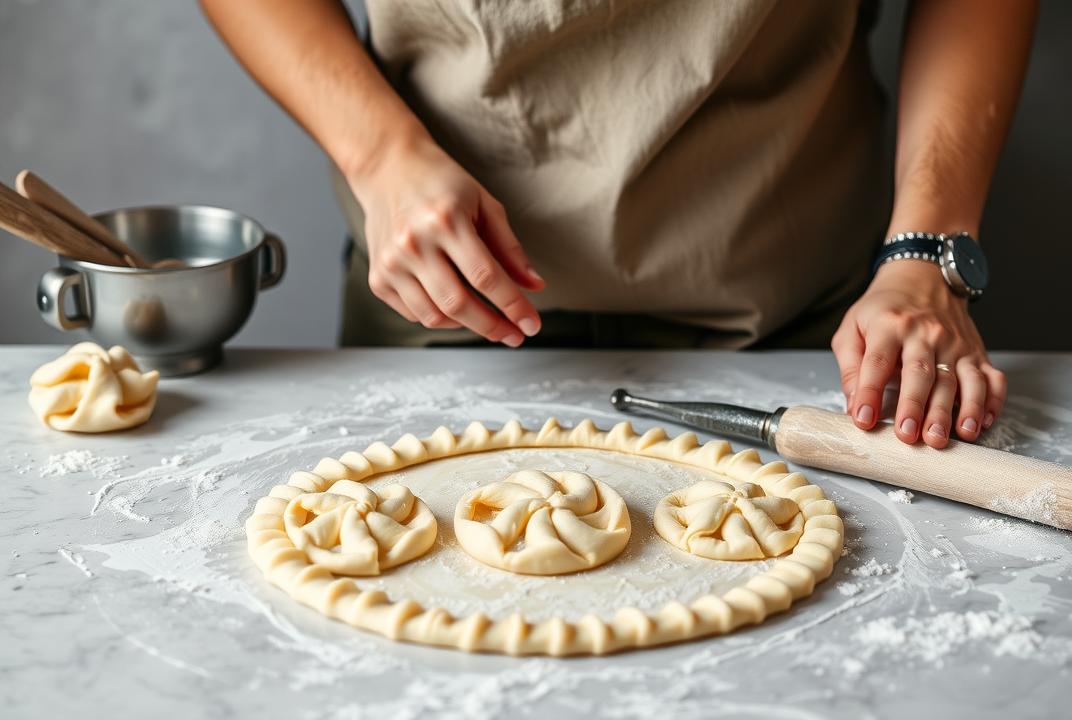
[40,450,126,479]
[887,489,914,505]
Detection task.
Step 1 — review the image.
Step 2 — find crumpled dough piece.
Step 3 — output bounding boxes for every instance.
[654,479,805,560]
[455,470,631,575]
[284,479,437,576]
[28,342,159,432]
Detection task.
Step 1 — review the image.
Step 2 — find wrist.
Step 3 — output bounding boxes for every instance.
[339,119,432,204]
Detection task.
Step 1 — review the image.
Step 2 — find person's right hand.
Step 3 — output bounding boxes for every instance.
[351,135,545,347]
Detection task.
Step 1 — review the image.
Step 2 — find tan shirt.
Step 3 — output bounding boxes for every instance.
[343,0,891,347]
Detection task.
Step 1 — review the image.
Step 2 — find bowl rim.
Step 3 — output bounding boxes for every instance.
[59,204,271,273]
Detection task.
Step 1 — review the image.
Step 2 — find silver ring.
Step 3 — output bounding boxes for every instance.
[936,363,952,372]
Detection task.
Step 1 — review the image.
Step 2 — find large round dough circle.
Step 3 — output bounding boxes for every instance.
[245,418,844,656]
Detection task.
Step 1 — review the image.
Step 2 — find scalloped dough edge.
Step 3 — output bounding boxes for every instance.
[245,419,844,656]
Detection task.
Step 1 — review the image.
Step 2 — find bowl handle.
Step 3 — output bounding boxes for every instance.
[37,267,92,331]
[259,233,287,290]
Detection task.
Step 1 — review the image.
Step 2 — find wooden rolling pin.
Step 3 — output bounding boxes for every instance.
[0,180,126,266]
[611,389,1072,531]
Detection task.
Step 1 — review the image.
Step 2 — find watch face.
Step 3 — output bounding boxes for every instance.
[951,234,988,291]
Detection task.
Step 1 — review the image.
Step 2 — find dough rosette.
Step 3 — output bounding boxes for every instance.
[284,479,437,576]
[654,480,804,560]
[28,342,159,432]
[455,469,631,575]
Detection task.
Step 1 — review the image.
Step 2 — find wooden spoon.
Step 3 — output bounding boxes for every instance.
[16,170,187,269]
[0,180,127,266]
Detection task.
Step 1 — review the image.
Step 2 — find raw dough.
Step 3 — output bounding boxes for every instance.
[284,480,437,576]
[654,480,804,560]
[28,342,159,432]
[246,419,844,656]
[454,470,630,575]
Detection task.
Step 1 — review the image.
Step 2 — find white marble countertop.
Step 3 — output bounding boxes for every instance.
[2,346,1070,720]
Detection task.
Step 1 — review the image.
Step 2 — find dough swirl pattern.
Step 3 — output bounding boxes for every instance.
[454,470,630,575]
[654,480,805,560]
[246,419,844,656]
[284,480,437,576]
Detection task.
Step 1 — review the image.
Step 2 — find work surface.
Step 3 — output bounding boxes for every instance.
[2,347,1070,720]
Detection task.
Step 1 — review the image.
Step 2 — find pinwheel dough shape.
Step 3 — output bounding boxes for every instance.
[654,480,805,560]
[455,470,631,575]
[284,480,437,576]
[246,418,844,656]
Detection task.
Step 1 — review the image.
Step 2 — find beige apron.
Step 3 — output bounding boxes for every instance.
[335,0,890,347]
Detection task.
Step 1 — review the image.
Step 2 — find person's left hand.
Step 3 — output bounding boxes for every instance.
[831,259,1007,447]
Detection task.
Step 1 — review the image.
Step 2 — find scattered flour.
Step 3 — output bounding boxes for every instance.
[851,558,893,578]
[57,547,93,577]
[837,582,864,597]
[929,548,945,558]
[854,611,1040,666]
[988,484,1058,525]
[40,450,125,479]
[887,489,914,505]
[161,455,188,468]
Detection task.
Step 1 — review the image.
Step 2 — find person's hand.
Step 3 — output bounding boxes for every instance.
[351,135,545,346]
[831,260,1006,447]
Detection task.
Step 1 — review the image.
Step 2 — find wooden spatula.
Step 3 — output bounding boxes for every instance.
[0,180,126,266]
[16,170,151,269]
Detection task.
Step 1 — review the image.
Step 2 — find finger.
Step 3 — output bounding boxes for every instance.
[367,271,420,323]
[421,252,525,346]
[392,272,469,331]
[981,363,1008,430]
[851,332,902,430]
[893,345,936,444]
[922,363,958,448]
[447,222,542,337]
[476,192,545,291]
[953,358,988,440]
[831,323,865,414]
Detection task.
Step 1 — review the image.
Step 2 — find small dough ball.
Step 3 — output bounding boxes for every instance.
[454,469,631,575]
[28,342,159,433]
[653,480,804,560]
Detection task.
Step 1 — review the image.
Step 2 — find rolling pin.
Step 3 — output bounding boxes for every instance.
[610,389,1072,532]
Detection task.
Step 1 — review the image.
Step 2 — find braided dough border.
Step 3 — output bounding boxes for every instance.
[246,419,844,656]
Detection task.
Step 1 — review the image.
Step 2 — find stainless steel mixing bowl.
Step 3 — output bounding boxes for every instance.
[37,205,286,376]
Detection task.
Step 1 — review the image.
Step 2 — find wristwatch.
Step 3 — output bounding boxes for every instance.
[873,231,988,301]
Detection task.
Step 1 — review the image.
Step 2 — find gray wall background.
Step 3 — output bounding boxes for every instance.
[1,0,1069,350]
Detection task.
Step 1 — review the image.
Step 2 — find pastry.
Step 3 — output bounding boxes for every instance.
[284,480,437,576]
[653,480,804,560]
[28,342,159,432]
[454,470,630,575]
[246,419,843,656]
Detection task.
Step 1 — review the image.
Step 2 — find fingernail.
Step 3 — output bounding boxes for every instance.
[527,265,544,282]
[855,404,874,425]
[900,417,918,437]
[961,417,979,434]
[928,423,946,439]
[518,317,540,337]
[984,412,995,429]
[846,391,855,414]
[502,333,523,348]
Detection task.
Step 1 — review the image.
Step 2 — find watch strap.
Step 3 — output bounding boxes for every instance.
[872,232,943,275]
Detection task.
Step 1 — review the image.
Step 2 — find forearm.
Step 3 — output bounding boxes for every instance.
[199,0,429,201]
[888,0,1038,237]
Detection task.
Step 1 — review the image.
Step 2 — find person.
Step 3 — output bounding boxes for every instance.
[201,0,1036,449]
